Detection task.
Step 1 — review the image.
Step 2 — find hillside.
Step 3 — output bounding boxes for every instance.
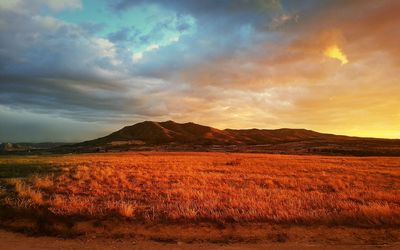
[69,121,400,156]
[77,120,342,146]
[79,121,236,146]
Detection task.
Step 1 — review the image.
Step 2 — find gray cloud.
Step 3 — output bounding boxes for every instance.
[108,26,139,43]
[0,106,111,143]
[110,0,282,15]
[0,5,193,118]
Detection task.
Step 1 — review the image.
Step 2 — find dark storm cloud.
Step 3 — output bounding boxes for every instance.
[0,6,186,113]
[0,0,282,123]
[0,73,182,122]
[0,76,125,114]
[0,0,284,125]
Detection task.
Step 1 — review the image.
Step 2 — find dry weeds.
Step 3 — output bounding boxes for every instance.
[0,152,399,227]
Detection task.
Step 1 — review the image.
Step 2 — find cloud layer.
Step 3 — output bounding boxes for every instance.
[0,0,399,142]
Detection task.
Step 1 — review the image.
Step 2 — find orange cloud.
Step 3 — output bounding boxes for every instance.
[158,1,400,138]
[324,45,348,65]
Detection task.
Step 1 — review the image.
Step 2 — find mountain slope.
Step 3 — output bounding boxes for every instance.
[79,121,235,146]
[70,120,400,156]
[78,121,326,146]
[2,119,399,155]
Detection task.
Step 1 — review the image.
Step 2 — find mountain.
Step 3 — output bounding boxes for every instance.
[78,121,236,146]
[78,120,337,146]
[69,121,400,156]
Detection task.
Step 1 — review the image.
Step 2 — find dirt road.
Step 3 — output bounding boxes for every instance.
[1,230,399,250]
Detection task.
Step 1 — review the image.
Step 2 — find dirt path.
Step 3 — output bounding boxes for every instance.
[1,230,399,250]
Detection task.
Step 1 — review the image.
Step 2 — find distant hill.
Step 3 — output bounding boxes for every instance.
[0,142,71,154]
[68,121,400,156]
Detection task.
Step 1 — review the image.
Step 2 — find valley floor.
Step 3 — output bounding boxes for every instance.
[0,152,399,248]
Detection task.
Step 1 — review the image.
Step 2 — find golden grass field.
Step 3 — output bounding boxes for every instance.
[0,152,399,244]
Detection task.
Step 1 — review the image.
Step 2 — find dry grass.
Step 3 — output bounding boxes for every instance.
[0,152,399,227]
[5,178,43,205]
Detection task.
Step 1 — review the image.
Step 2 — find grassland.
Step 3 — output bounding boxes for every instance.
[0,152,399,244]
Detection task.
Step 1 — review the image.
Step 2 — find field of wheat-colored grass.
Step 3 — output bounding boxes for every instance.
[0,152,399,228]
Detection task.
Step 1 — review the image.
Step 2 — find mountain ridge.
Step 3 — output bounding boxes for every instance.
[79,120,398,145]
[3,120,399,156]
[69,120,400,156]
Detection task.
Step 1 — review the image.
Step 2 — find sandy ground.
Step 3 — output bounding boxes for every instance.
[1,230,399,250]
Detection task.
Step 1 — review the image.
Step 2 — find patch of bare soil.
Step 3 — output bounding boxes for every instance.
[1,220,399,250]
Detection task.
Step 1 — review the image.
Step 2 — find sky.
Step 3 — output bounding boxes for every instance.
[0,0,399,142]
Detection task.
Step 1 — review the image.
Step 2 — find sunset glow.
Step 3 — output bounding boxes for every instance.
[1,2,400,247]
[324,45,348,65]
[0,0,399,141]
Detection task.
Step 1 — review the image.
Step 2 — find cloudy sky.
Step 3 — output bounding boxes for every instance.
[0,0,399,142]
